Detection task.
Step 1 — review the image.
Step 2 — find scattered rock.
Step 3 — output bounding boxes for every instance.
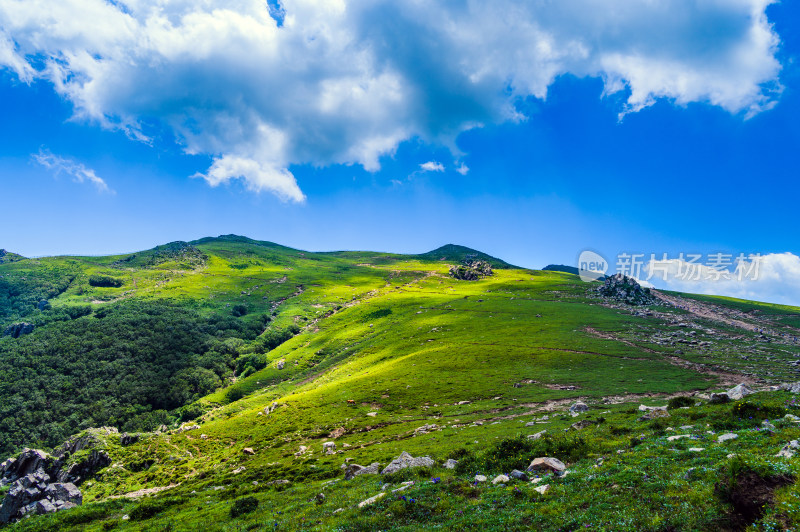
[638,404,666,412]
[569,401,589,413]
[474,475,487,483]
[667,434,692,442]
[344,463,381,480]
[780,382,800,393]
[357,492,385,508]
[443,459,458,470]
[322,442,337,455]
[776,441,799,458]
[527,430,546,440]
[509,470,529,481]
[527,457,566,474]
[491,474,510,485]
[381,452,434,475]
[391,481,414,493]
[242,448,255,456]
[570,420,595,431]
[534,484,550,494]
[639,409,670,421]
[295,446,308,457]
[727,383,754,400]
[315,493,325,505]
[276,359,285,370]
[718,433,738,443]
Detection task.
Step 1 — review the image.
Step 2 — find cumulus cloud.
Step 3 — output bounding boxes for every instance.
[420,161,445,172]
[455,163,469,176]
[0,0,783,199]
[645,253,800,307]
[32,149,113,193]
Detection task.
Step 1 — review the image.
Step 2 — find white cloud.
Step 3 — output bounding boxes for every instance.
[0,0,783,200]
[455,163,469,176]
[645,253,800,307]
[420,161,445,172]
[32,149,113,193]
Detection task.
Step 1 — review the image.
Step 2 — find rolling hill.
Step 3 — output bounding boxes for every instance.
[2,236,800,530]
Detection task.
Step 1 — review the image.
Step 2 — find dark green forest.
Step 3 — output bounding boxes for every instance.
[0,298,268,456]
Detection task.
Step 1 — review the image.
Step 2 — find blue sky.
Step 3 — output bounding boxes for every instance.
[1,0,799,303]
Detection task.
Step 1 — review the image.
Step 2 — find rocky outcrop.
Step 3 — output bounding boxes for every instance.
[0,469,81,523]
[0,428,117,523]
[380,452,435,475]
[597,274,656,306]
[449,260,493,281]
[2,322,34,339]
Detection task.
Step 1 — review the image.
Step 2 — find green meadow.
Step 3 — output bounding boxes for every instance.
[3,235,800,530]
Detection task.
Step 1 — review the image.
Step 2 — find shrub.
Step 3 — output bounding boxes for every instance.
[177,402,207,422]
[230,496,259,518]
[225,385,247,403]
[668,396,695,410]
[88,275,124,288]
[232,304,248,317]
[130,499,166,521]
[732,400,786,421]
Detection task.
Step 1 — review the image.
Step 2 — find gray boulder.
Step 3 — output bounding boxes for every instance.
[509,469,529,481]
[727,383,755,400]
[34,499,57,515]
[344,462,381,480]
[526,457,566,474]
[443,459,459,470]
[380,452,435,475]
[777,440,800,458]
[44,483,82,505]
[569,401,589,413]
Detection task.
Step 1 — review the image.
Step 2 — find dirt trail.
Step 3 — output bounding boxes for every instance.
[652,290,761,332]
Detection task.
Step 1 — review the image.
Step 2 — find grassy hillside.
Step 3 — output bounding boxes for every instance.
[3,236,800,530]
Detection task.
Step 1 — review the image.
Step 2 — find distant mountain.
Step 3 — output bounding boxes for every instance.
[543,264,580,275]
[0,249,24,264]
[415,244,516,268]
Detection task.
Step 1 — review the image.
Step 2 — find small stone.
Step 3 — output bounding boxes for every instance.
[474,475,487,483]
[718,433,738,443]
[509,469,529,481]
[491,474,510,485]
[534,484,550,494]
[242,447,255,455]
[443,459,458,469]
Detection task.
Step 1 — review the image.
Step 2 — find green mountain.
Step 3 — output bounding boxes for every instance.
[2,236,800,530]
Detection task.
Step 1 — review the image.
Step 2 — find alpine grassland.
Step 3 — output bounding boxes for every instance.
[3,236,800,530]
